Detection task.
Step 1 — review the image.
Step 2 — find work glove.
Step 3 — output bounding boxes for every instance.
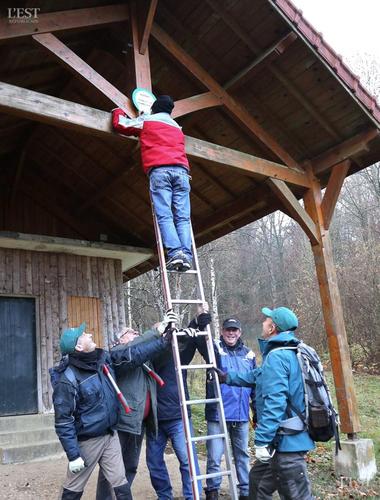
[69,457,85,474]
[197,312,212,331]
[254,445,275,463]
[210,367,228,384]
[157,310,179,335]
[181,327,198,337]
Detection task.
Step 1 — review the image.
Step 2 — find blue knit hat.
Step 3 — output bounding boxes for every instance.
[262,307,298,332]
[60,323,86,354]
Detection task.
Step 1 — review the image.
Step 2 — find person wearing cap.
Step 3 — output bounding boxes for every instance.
[195,314,256,500]
[95,325,167,500]
[216,307,315,499]
[112,95,192,272]
[52,316,174,500]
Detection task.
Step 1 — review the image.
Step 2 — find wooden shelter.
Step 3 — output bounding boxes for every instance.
[0,1,379,433]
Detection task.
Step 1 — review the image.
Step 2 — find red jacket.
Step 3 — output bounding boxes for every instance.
[112,109,189,174]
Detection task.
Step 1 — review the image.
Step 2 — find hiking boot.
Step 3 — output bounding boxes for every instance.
[166,253,183,271]
[177,252,192,272]
[205,490,219,500]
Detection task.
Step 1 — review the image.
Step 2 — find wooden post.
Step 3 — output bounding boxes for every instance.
[303,168,360,434]
[130,1,152,91]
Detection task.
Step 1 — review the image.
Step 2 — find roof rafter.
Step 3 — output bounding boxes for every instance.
[310,128,379,174]
[0,4,129,41]
[224,32,297,91]
[205,0,341,141]
[0,81,311,187]
[139,0,158,55]
[151,23,301,170]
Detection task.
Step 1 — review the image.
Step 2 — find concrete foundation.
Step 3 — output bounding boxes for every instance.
[335,438,377,483]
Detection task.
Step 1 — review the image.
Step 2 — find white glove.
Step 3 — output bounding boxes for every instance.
[181,327,198,337]
[254,445,275,463]
[69,457,85,473]
[157,310,179,335]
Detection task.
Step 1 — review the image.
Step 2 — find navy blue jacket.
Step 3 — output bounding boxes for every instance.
[198,337,256,422]
[153,336,198,421]
[53,338,168,461]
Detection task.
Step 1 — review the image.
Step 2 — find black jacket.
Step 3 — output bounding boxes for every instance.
[53,337,168,461]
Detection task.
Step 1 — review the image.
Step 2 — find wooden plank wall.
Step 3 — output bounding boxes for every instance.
[0,248,126,411]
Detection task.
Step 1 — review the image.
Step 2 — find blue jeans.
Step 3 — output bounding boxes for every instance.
[206,420,250,496]
[146,418,201,500]
[149,166,192,260]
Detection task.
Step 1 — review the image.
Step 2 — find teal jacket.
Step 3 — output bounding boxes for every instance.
[226,331,315,453]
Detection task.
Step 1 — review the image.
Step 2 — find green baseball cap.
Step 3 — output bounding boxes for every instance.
[262,307,298,332]
[60,322,86,354]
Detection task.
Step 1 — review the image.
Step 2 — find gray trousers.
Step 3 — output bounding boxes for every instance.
[249,452,314,500]
[62,432,128,493]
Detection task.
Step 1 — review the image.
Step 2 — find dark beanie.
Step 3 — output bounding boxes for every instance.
[151,95,174,114]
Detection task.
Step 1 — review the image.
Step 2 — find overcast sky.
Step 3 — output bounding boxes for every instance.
[291,0,380,60]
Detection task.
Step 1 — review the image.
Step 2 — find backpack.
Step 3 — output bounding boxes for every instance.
[270,342,341,452]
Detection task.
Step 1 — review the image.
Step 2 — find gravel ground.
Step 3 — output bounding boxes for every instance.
[0,444,231,500]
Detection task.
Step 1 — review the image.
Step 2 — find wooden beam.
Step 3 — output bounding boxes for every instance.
[32,33,136,117]
[267,178,319,245]
[172,92,222,118]
[0,82,310,186]
[151,23,301,170]
[130,1,152,91]
[224,32,297,91]
[303,171,360,434]
[311,128,379,174]
[139,0,158,55]
[321,160,350,229]
[185,136,310,187]
[0,5,129,41]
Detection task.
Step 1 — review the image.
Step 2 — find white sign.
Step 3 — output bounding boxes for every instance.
[132,88,156,114]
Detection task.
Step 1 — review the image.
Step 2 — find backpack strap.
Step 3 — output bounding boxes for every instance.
[266,346,307,435]
[64,366,78,389]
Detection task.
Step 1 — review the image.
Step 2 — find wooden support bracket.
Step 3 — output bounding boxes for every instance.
[321,160,350,229]
[172,92,222,118]
[267,178,319,245]
[32,33,136,116]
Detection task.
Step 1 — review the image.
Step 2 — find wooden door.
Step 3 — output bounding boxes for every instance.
[67,296,104,348]
[0,297,37,415]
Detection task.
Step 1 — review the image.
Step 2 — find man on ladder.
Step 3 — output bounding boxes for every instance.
[114,90,238,499]
[112,95,193,272]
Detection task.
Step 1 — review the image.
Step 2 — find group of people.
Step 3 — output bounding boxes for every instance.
[53,305,315,500]
[52,95,315,499]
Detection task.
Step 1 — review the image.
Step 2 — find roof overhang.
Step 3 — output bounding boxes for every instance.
[0,232,153,272]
